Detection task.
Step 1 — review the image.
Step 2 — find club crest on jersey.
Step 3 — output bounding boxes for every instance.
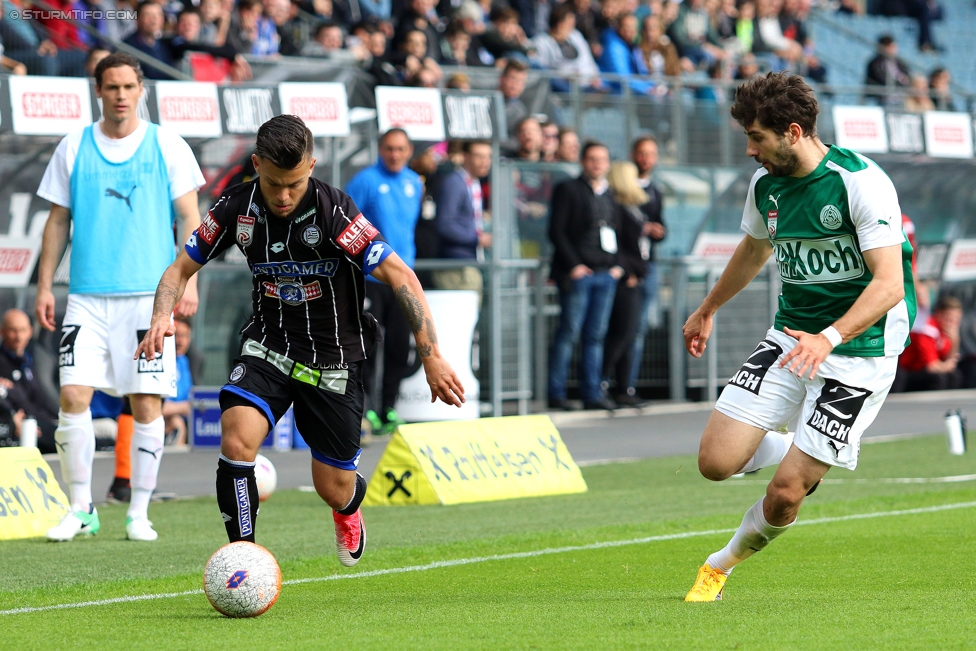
[237,215,255,247]
[337,214,378,255]
[301,225,323,247]
[263,280,323,305]
[820,205,843,230]
[767,210,778,239]
[229,363,246,383]
[249,202,265,223]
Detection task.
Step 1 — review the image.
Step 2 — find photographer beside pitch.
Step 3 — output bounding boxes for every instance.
[682,72,916,601]
[135,115,464,566]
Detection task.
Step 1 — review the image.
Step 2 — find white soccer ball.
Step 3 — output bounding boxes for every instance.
[204,541,282,618]
[254,454,277,501]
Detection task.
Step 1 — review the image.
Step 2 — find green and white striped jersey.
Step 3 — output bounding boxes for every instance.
[741,145,916,357]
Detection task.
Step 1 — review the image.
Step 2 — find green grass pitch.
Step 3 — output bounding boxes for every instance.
[4,434,976,650]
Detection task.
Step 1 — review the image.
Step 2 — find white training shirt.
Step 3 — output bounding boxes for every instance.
[37,119,206,208]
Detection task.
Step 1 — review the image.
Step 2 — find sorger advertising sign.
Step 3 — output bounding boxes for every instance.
[375,86,445,141]
[154,81,222,138]
[9,76,92,135]
[277,82,349,136]
[923,111,974,159]
[832,106,888,154]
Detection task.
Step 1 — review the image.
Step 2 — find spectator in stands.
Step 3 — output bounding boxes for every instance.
[395,0,441,61]
[602,161,651,409]
[433,140,493,304]
[85,46,111,77]
[34,0,86,52]
[571,0,606,59]
[556,127,581,163]
[481,7,535,62]
[735,1,756,54]
[506,116,544,161]
[929,68,955,111]
[635,14,687,77]
[598,12,657,95]
[779,0,826,83]
[249,0,282,56]
[865,34,910,104]
[751,0,802,70]
[714,0,738,44]
[304,0,353,25]
[359,0,393,21]
[396,28,442,84]
[441,20,473,66]
[498,59,529,130]
[362,23,402,85]
[514,0,552,39]
[893,296,962,392]
[541,121,560,162]
[161,318,194,446]
[446,71,471,90]
[836,0,865,14]
[547,141,623,412]
[266,0,304,56]
[198,0,231,45]
[904,74,935,113]
[0,0,87,76]
[128,6,251,81]
[302,20,367,61]
[0,310,58,453]
[531,3,605,92]
[451,1,495,66]
[667,0,726,69]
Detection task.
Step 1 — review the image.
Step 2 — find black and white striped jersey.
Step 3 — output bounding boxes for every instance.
[186,177,392,367]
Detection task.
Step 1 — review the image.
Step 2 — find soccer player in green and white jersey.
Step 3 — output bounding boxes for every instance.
[681,72,916,602]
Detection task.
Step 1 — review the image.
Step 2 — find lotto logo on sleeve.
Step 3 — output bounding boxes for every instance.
[198,212,221,245]
[337,214,378,255]
[362,241,392,275]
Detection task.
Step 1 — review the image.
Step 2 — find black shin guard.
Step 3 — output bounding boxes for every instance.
[216,456,259,542]
[336,473,367,516]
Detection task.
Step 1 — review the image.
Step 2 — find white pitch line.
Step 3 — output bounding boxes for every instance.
[4,500,976,617]
[728,473,976,486]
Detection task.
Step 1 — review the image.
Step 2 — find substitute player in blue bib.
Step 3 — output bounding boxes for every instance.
[136,115,465,566]
[35,52,204,542]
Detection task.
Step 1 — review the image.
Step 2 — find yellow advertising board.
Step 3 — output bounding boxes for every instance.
[364,415,587,506]
[0,447,69,540]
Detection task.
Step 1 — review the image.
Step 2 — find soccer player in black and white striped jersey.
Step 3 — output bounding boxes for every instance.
[135,115,465,566]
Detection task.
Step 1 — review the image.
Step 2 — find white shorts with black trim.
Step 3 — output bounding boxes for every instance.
[715,327,898,470]
[58,294,177,398]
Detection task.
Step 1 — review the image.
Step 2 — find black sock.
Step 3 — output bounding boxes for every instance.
[336,473,367,516]
[216,455,259,542]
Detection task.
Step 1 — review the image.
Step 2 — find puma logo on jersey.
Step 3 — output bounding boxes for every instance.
[768,194,781,210]
[105,185,136,211]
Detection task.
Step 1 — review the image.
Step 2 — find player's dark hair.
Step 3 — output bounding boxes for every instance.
[730,71,819,137]
[94,52,144,87]
[255,115,314,169]
[581,139,608,159]
[379,127,410,146]
[462,139,491,153]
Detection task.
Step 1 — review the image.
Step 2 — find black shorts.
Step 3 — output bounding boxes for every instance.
[219,347,365,471]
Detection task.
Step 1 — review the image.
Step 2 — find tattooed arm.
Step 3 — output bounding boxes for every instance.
[371,253,465,407]
[134,251,204,362]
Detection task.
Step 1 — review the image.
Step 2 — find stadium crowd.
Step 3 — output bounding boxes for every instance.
[0,0,832,89]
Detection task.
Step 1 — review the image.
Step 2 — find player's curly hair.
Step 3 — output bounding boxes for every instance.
[255,115,314,169]
[730,72,819,137]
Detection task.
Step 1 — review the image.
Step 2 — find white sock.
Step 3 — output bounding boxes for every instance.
[706,497,794,575]
[738,431,794,474]
[55,409,95,512]
[128,416,165,519]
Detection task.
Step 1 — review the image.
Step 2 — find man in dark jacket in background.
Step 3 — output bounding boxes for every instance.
[433,140,493,304]
[0,309,58,452]
[547,141,623,412]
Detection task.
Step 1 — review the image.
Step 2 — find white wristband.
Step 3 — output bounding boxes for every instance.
[820,326,843,349]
